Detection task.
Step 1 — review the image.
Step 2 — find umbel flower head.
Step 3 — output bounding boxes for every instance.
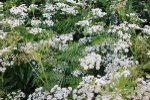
[79,52,101,70]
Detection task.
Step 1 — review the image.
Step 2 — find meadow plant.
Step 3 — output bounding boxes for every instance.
[0,0,150,99]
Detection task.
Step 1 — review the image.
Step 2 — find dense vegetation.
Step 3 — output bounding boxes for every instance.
[0,0,150,99]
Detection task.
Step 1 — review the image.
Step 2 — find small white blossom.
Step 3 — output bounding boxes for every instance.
[0,30,7,39]
[55,2,78,15]
[9,4,28,18]
[79,52,101,70]
[31,19,41,26]
[27,27,42,35]
[142,25,150,35]
[0,67,6,72]
[2,17,25,28]
[84,25,104,34]
[76,20,90,27]
[71,70,82,77]
[0,2,3,9]
[28,4,38,11]
[91,8,107,18]
[43,20,54,27]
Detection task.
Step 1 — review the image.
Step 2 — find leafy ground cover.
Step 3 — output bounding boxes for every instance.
[0,0,150,99]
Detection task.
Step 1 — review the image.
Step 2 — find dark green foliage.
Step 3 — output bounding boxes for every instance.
[53,16,83,34]
[0,77,16,92]
[3,62,37,94]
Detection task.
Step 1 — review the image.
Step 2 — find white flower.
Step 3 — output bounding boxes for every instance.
[2,17,25,28]
[0,47,11,56]
[50,32,74,50]
[35,87,43,92]
[55,2,78,15]
[28,4,38,11]
[79,52,101,70]
[61,6,78,15]
[71,70,82,77]
[45,3,55,12]
[0,67,6,72]
[91,8,107,18]
[76,20,90,27]
[27,27,42,35]
[142,25,150,35]
[31,19,41,26]
[0,30,7,39]
[0,2,3,8]
[122,70,130,77]
[43,20,54,27]
[9,4,28,18]
[84,25,104,34]
[47,95,52,100]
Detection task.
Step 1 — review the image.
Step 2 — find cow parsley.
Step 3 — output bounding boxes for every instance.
[79,52,101,70]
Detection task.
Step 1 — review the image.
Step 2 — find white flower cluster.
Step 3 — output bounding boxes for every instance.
[43,20,54,27]
[42,12,53,20]
[142,25,150,35]
[91,8,107,18]
[28,86,72,100]
[126,13,147,23]
[113,70,130,79]
[9,4,28,18]
[55,2,78,15]
[117,31,131,44]
[92,22,141,75]
[114,39,129,53]
[0,30,7,39]
[75,20,90,27]
[79,52,101,70]
[84,25,104,34]
[27,27,43,35]
[31,19,41,26]
[50,32,74,50]
[28,87,50,100]
[0,47,11,56]
[0,2,3,7]
[76,8,106,35]
[42,3,55,27]
[128,23,141,29]
[78,37,91,44]
[72,76,95,100]
[71,69,83,77]
[28,4,38,11]
[103,50,135,73]
[73,75,111,100]
[127,77,150,100]
[108,22,140,34]
[66,0,87,7]
[66,0,98,7]
[0,2,3,11]
[92,39,136,74]
[85,46,97,53]
[7,90,25,100]
[44,3,55,12]
[0,66,6,72]
[50,85,72,100]
[27,75,112,100]
[61,6,78,15]
[2,17,25,28]
[0,55,14,72]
